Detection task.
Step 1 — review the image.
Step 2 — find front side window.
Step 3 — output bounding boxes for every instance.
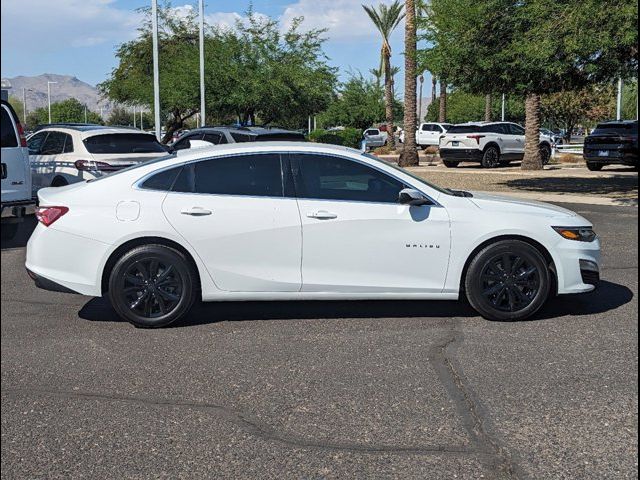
[172,133,202,151]
[40,131,67,155]
[1,106,18,148]
[172,153,284,197]
[202,133,223,145]
[293,154,404,204]
[508,124,525,135]
[84,133,167,154]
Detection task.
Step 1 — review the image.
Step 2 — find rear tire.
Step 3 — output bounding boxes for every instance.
[586,162,603,171]
[108,244,198,328]
[443,160,459,168]
[464,240,551,321]
[540,144,552,165]
[481,146,501,168]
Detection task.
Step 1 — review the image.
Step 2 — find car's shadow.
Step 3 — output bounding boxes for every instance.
[1,216,37,250]
[78,280,633,328]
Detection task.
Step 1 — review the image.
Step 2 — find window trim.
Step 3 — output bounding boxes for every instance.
[134,150,442,206]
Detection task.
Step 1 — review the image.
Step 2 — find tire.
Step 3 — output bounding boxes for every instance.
[51,176,68,187]
[586,162,603,171]
[540,144,552,165]
[464,240,551,321]
[1,223,19,240]
[108,244,198,328]
[443,160,459,168]
[481,146,501,168]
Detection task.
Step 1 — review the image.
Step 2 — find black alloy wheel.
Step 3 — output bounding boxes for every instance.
[108,245,198,328]
[465,240,551,321]
[482,146,501,168]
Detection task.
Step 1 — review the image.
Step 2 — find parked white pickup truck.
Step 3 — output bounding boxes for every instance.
[399,122,453,149]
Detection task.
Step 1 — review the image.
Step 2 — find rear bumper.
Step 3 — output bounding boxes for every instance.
[584,148,638,165]
[1,199,36,221]
[26,268,80,294]
[439,148,483,162]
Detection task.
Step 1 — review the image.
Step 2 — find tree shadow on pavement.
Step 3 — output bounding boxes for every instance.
[500,175,638,200]
[78,280,633,327]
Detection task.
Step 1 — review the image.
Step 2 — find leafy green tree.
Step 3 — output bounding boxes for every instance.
[8,97,26,125]
[317,73,402,130]
[363,1,405,150]
[421,0,638,169]
[541,85,616,142]
[26,98,102,126]
[622,79,638,120]
[425,91,525,123]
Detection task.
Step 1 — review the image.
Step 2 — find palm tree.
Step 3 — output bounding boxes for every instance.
[522,94,543,170]
[363,1,405,150]
[485,94,492,122]
[398,0,419,166]
[438,79,447,123]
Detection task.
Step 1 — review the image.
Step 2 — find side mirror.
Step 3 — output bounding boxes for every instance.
[399,188,433,206]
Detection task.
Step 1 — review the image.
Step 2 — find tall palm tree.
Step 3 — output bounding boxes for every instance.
[398,0,419,166]
[363,1,405,150]
[485,94,492,122]
[438,79,447,122]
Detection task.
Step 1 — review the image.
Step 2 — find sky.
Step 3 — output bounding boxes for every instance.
[0,0,430,95]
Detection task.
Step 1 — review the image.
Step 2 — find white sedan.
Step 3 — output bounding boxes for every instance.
[26,142,600,327]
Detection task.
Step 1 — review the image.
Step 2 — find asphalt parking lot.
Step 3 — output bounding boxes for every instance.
[1,203,637,479]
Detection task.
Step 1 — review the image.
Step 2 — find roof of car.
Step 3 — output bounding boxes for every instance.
[173,141,359,160]
[597,120,638,125]
[194,125,304,136]
[32,124,157,138]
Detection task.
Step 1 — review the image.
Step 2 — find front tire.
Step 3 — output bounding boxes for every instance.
[464,240,551,321]
[481,146,501,168]
[108,244,198,328]
[443,160,459,168]
[540,144,552,165]
[587,162,603,171]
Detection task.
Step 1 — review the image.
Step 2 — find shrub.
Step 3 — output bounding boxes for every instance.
[307,128,363,149]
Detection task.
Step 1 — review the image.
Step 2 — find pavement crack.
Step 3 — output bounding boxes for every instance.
[3,386,495,459]
[429,321,526,480]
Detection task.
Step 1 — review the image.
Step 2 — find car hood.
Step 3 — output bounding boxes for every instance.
[468,191,578,218]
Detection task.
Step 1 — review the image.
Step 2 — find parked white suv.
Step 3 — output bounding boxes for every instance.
[1,100,34,239]
[27,124,168,193]
[399,123,453,148]
[439,122,553,168]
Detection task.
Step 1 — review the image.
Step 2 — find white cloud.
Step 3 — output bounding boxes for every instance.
[281,0,404,40]
[1,0,141,52]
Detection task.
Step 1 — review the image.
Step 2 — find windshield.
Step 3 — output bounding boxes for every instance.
[362,153,452,195]
[446,125,481,134]
[593,123,638,135]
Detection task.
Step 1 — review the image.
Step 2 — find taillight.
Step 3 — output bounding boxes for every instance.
[75,159,113,171]
[466,134,485,145]
[35,206,69,227]
[16,121,27,147]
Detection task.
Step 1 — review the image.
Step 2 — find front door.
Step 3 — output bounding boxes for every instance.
[291,153,451,293]
[162,153,302,292]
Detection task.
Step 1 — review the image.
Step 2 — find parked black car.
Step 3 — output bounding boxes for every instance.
[168,125,306,151]
[583,120,638,171]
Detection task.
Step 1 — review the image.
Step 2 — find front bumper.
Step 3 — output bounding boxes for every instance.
[554,237,601,295]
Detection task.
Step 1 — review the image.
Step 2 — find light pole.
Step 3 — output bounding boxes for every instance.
[501,93,506,121]
[47,81,57,124]
[199,0,206,126]
[418,74,424,123]
[616,78,623,121]
[151,0,161,141]
[22,87,28,124]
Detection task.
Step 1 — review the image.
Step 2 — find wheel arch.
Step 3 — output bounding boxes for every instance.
[458,234,558,296]
[101,236,202,296]
[483,142,501,153]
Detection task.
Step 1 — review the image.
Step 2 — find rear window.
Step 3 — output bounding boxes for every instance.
[230,132,254,143]
[1,106,18,148]
[84,133,167,154]
[446,125,483,134]
[593,123,638,135]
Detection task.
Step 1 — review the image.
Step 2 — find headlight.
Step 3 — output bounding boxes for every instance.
[552,226,597,242]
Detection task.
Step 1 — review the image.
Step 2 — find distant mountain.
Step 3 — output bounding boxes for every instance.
[4,74,112,117]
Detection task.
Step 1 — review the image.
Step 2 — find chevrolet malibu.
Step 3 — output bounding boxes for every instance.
[26,142,600,327]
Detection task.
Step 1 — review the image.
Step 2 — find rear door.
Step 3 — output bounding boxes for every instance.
[161,152,303,292]
[30,131,72,189]
[1,103,31,203]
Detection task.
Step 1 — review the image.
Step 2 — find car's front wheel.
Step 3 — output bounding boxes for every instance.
[443,160,459,168]
[464,240,551,321]
[108,244,198,328]
[540,144,552,165]
[586,162,603,171]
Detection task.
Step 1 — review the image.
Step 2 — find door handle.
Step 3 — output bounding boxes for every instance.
[181,206,212,216]
[307,210,338,220]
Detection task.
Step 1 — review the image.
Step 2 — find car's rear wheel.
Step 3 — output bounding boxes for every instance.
[108,245,198,328]
[464,240,551,321]
[587,162,603,171]
[481,146,501,168]
[51,176,68,187]
[443,160,459,168]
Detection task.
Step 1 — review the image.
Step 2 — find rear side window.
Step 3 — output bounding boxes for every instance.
[27,132,48,154]
[140,166,183,191]
[507,124,525,135]
[293,154,404,204]
[40,131,69,155]
[1,106,18,148]
[84,133,167,154]
[202,133,223,144]
[230,132,254,143]
[172,154,283,197]
[593,123,638,135]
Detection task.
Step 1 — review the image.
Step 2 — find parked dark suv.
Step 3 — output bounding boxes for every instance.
[169,126,306,152]
[583,120,638,171]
